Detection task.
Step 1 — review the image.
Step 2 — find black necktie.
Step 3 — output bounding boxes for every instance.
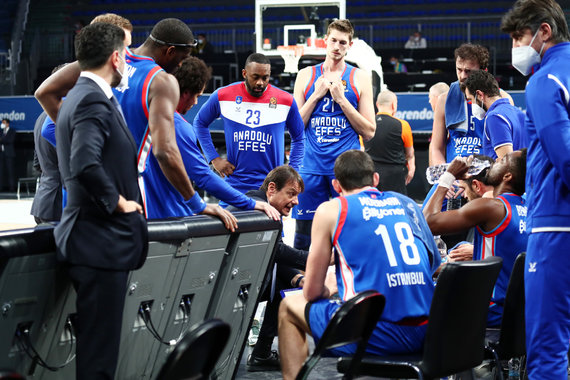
[110,96,126,122]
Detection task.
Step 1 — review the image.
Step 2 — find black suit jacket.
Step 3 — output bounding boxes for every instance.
[31,112,62,221]
[0,127,16,157]
[55,76,148,271]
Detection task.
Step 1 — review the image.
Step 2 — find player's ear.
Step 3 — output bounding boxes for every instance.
[372,172,380,188]
[165,45,177,58]
[267,182,277,196]
[242,68,247,79]
[471,179,481,194]
[332,179,342,194]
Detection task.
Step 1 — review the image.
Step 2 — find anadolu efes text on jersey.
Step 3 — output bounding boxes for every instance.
[193,82,304,192]
[451,135,482,156]
[218,86,294,153]
[301,63,362,175]
[311,115,348,143]
[445,98,484,161]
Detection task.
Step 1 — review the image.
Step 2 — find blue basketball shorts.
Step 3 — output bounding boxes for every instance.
[293,173,338,220]
[306,298,427,356]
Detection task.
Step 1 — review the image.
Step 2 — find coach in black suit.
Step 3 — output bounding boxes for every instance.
[0,118,16,191]
[54,23,148,380]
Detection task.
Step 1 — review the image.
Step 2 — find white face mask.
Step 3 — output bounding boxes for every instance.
[0,123,5,129]
[512,29,545,76]
[471,97,486,120]
[115,55,129,91]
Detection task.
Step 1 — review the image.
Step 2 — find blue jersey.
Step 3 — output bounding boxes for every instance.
[113,47,163,176]
[143,113,256,219]
[473,193,527,308]
[445,81,484,162]
[332,189,440,322]
[524,42,570,232]
[301,63,361,175]
[194,82,304,194]
[482,98,527,160]
[41,115,56,147]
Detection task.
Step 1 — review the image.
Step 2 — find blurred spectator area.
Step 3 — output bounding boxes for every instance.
[1,0,567,95]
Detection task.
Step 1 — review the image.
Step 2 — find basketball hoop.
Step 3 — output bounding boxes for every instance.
[277,45,304,73]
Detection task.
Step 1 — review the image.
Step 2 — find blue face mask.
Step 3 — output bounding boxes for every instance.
[390,60,397,66]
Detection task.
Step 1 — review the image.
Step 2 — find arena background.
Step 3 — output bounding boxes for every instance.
[0,0,567,201]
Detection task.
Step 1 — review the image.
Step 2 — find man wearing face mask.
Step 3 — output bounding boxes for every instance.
[192,33,214,57]
[463,70,527,160]
[55,23,148,379]
[501,1,570,378]
[389,56,407,73]
[194,53,305,201]
[404,31,427,49]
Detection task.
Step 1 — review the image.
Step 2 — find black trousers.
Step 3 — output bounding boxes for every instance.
[258,277,292,348]
[374,163,408,195]
[68,265,128,380]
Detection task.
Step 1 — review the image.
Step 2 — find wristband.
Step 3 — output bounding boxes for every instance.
[438,171,456,189]
[186,192,207,214]
[294,275,305,288]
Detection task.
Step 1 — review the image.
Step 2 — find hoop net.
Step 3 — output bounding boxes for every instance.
[277,45,304,73]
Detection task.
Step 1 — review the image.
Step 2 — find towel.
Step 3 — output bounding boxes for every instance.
[445,81,468,133]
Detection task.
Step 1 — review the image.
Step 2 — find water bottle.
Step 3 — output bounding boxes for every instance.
[434,235,448,262]
[425,157,491,185]
[507,357,520,379]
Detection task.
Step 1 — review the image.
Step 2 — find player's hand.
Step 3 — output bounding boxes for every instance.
[453,184,465,198]
[290,272,306,288]
[444,181,464,200]
[447,156,472,179]
[313,76,331,99]
[201,204,238,232]
[212,157,235,177]
[448,243,473,262]
[253,201,281,221]
[405,168,415,185]
[115,195,143,214]
[324,267,338,296]
[329,80,346,105]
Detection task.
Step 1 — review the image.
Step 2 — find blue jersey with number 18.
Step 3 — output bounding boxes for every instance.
[333,188,440,322]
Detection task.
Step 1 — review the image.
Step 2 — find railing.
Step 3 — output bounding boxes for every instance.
[33,14,510,66]
[129,15,510,53]
[0,212,281,380]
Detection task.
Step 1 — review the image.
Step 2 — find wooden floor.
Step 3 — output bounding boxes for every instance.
[0,195,36,232]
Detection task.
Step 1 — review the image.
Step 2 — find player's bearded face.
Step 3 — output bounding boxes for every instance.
[243,62,270,97]
[486,152,518,187]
